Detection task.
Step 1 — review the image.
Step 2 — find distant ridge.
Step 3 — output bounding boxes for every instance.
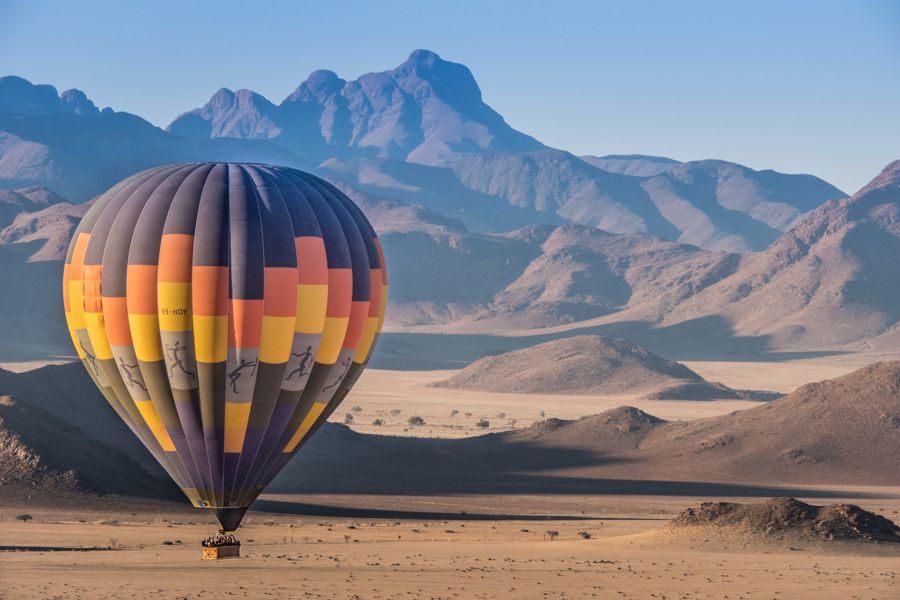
[580,154,680,177]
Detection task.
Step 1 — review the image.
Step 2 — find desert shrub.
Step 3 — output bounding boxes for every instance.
[546,530,559,541]
[389,409,402,416]
[372,419,384,426]
[450,409,459,417]
[497,412,506,419]
[351,405,362,413]
[343,413,354,424]
[578,531,591,539]
[539,410,545,418]
[15,514,33,523]
[407,416,425,426]
[476,419,490,429]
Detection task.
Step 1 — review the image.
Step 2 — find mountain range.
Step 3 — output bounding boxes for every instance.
[0,49,896,361]
[1,50,845,252]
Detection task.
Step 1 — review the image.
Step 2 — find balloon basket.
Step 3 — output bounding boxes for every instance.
[201,531,241,560]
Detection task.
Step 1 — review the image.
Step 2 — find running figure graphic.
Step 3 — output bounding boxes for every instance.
[322,357,352,392]
[285,345,314,381]
[228,358,258,394]
[164,341,196,380]
[80,341,101,376]
[118,357,147,392]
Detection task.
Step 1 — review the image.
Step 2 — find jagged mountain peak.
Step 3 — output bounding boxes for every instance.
[285,69,346,103]
[58,89,99,116]
[856,160,900,196]
[392,48,482,98]
[0,75,99,117]
[168,49,544,161]
[405,48,442,65]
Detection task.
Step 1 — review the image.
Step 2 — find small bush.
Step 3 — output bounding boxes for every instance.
[476,419,490,429]
[464,412,472,417]
[372,419,385,426]
[497,412,506,419]
[450,409,459,417]
[539,411,545,418]
[351,405,362,413]
[343,413,354,424]
[578,531,591,539]
[15,514,33,524]
[546,530,559,541]
[389,409,402,416]
[407,416,425,426]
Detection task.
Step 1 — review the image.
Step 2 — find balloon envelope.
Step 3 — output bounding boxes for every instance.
[62,163,386,530]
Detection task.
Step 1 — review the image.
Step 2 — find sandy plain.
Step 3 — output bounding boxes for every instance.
[2,489,898,600]
[330,350,900,438]
[2,352,899,599]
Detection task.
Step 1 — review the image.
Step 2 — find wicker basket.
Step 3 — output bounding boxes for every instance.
[202,544,240,560]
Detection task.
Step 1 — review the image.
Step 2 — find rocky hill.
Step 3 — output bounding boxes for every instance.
[432,335,749,398]
[669,498,900,544]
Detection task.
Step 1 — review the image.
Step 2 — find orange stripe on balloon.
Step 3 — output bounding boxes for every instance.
[367,268,383,317]
[103,296,132,345]
[192,266,228,316]
[158,234,193,282]
[343,300,370,350]
[83,265,103,313]
[68,233,90,279]
[296,237,328,285]
[228,299,264,348]
[126,265,159,314]
[263,267,297,317]
[326,268,352,317]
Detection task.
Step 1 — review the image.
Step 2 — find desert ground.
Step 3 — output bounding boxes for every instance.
[2,489,899,600]
[2,352,899,599]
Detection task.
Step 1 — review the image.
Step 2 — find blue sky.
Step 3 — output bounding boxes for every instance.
[1,0,897,193]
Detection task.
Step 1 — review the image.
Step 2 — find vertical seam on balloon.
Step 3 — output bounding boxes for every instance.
[232,166,301,507]
[165,164,220,507]
[160,164,217,507]
[224,163,266,506]
[129,165,209,506]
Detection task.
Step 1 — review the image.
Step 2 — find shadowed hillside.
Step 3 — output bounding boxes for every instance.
[0,395,173,498]
[1,360,897,501]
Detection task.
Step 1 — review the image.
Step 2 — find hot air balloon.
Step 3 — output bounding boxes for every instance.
[62,163,387,538]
